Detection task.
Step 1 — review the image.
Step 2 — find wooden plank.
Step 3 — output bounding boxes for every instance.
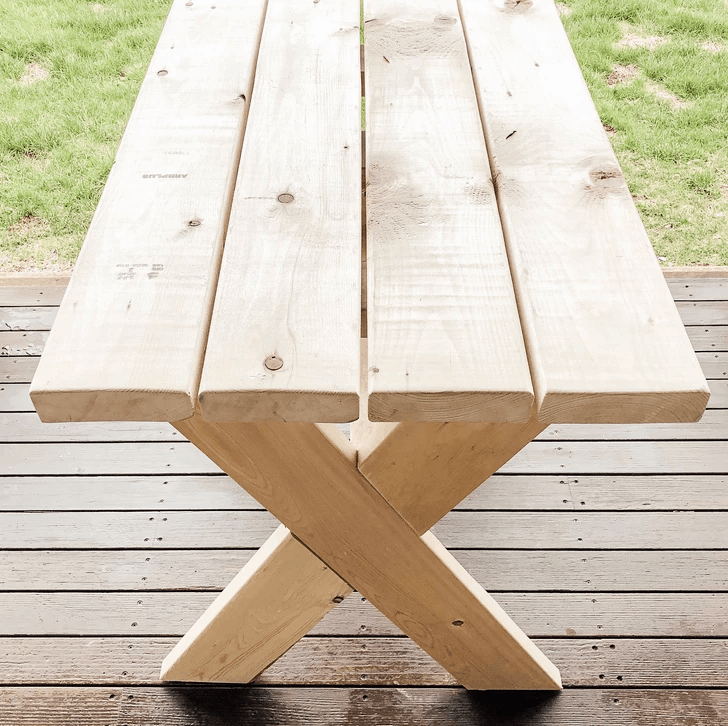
[698,353,728,379]
[174,417,561,689]
[0,687,122,726]
[0,283,67,307]
[0,357,39,383]
[686,325,728,351]
[9,344,728,386]
[28,0,268,423]
[3,591,727,638]
[4,438,728,475]
[460,0,708,424]
[2,473,728,512]
[668,278,728,301]
[539,409,728,440]
[676,301,728,325]
[0,331,48,356]
[0,511,278,549]
[164,409,547,683]
[161,527,353,682]
[364,0,533,423]
[112,687,728,726]
[5,510,727,549]
[8,408,726,444]
[0,306,57,330]
[198,0,361,423]
[357,416,546,534]
[1,637,727,687]
[4,687,727,726]
[0,414,181,443]
[3,549,726,592]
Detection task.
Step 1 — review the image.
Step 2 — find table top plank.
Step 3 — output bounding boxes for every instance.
[29,0,267,423]
[364,0,534,423]
[198,0,362,423]
[459,0,709,424]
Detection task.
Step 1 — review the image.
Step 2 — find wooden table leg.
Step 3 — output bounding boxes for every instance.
[162,415,558,690]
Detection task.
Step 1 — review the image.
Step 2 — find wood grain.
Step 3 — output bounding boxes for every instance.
[460,0,709,423]
[173,417,561,689]
[364,0,533,423]
[3,591,726,638]
[3,473,728,512]
[1,637,726,687]
[5,510,728,549]
[29,0,268,422]
[4,439,728,475]
[3,549,726,592]
[198,0,361,423]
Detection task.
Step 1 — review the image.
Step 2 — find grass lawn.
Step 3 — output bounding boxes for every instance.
[0,0,726,272]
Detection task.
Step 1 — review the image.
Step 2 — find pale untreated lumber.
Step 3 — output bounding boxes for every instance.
[29,0,267,423]
[171,416,561,689]
[161,525,352,682]
[364,0,533,423]
[198,0,361,423]
[459,0,709,424]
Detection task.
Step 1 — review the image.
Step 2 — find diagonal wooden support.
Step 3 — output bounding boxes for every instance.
[162,414,558,689]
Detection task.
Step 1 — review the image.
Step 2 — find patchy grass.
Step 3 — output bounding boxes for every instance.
[560,0,728,265]
[1,0,727,270]
[0,0,171,272]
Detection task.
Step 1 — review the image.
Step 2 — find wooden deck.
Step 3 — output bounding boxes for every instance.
[1,276,727,724]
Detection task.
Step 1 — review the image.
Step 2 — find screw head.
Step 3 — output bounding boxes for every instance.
[264,355,283,371]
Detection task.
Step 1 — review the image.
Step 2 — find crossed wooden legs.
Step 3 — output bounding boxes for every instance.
[160,411,561,690]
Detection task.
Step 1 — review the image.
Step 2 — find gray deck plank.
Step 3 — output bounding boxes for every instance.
[0,277,727,720]
[2,637,728,687]
[2,510,728,549]
[2,473,727,512]
[2,549,726,592]
[3,686,726,726]
[1,591,726,638]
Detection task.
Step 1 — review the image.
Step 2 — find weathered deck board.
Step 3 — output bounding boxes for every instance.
[4,439,728,475]
[2,510,727,550]
[0,278,726,719]
[3,549,727,592]
[2,473,727,511]
[3,686,726,726]
[2,591,725,637]
[2,637,728,687]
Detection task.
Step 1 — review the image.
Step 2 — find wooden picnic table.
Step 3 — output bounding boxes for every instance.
[29,0,709,691]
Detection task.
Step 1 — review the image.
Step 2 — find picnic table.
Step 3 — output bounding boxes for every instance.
[29,0,709,690]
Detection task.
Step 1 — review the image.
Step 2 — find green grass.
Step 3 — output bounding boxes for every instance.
[560,0,728,265]
[0,0,171,271]
[0,0,727,270]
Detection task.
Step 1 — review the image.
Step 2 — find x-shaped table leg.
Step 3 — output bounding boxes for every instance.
[160,412,560,690]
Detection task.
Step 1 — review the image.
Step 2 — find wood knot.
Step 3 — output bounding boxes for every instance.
[277,193,294,204]
[434,15,457,26]
[157,70,168,76]
[503,0,533,11]
[332,595,344,604]
[188,219,201,227]
[452,619,464,627]
[264,355,283,371]
[588,168,624,195]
